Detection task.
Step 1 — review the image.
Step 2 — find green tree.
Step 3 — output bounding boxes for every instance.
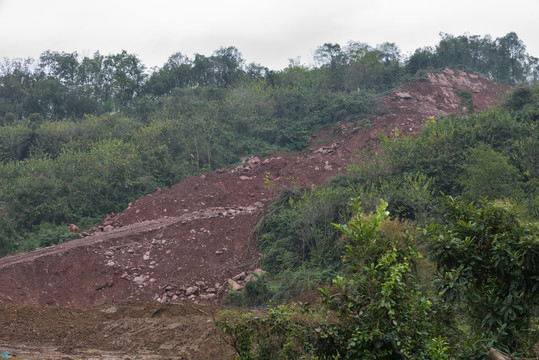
[458,143,521,201]
[428,196,538,356]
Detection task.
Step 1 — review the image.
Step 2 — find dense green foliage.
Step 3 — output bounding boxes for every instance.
[218,201,450,359]
[381,86,538,217]
[0,66,375,255]
[428,196,538,356]
[220,85,538,358]
[219,198,537,359]
[406,32,538,84]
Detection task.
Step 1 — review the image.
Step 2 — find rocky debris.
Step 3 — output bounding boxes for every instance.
[68,224,80,233]
[95,279,114,290]
[393,91,413,100]
[244,156,261,167]
[226,268,267,292]
[228,279,244,291]
[148,270,267,305]
[314,143,339,155]
[152,281,229,304]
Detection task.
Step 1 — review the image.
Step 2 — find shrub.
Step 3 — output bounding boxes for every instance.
[218,200,449,359]
[427,195,539,357]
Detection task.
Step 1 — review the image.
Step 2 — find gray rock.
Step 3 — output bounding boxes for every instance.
[185,286,199,296]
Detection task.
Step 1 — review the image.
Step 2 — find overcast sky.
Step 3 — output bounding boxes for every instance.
[0,0,537,71]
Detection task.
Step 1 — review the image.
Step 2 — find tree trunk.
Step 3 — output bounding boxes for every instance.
[488,348,509,360]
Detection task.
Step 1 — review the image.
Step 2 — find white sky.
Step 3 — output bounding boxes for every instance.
[0,0,537,71]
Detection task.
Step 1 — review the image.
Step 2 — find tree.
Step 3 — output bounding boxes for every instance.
[458,143,521,201]
[314,43,345,67]
[428,196,538,355]
[212,46,245,87]
[192,53,215,87]
[144,52,193,97]
[406,47,435,75]
[495,32,527,84]
[38,50,79,87]
[325,199,446,359]
[105,50,147,108]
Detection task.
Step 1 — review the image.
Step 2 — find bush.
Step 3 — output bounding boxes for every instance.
[218,200,449,359]
[458,143,522,201]
[427,195,539,357]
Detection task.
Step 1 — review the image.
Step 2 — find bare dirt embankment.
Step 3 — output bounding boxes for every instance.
[0,69,509,359]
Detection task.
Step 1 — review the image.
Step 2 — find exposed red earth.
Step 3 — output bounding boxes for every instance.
[0,69,510,359]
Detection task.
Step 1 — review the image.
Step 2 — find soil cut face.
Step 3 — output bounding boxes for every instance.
[0,69,510,358]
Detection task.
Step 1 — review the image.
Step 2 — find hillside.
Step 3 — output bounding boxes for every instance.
[0,69,511,358]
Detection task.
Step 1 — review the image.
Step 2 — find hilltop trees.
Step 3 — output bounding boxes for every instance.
[405,32,538,84]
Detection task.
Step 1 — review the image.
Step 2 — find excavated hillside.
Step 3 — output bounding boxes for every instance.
[0,69,510,359]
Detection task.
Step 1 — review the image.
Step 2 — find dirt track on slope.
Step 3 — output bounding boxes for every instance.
[0,69,510,358]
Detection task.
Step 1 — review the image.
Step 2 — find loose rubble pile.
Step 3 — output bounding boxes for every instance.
[152,268,265,304]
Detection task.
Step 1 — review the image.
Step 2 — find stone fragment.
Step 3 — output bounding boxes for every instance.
[185,286,198,296]
[199,293,217,300]
[233,272,246,281]
[103,225,114,232]
[253,268,266,276]
[133,275,148,286]
[68,224,80,233]
[227,279,244,291]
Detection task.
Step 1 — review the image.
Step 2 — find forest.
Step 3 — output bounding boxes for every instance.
[0,32,538,358]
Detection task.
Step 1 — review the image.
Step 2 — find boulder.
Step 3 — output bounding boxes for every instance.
[185,286,199,296]
[68,224,80,233]
[227,279,244,291]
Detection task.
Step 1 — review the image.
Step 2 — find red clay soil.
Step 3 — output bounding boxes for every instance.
[0,69,510,358]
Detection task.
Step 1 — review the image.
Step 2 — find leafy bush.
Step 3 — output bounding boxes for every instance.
[455,89,475,114]
[427,196,539,357]
[218,200,449,359]
[257,186,355,276]
[458,143,521,201]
